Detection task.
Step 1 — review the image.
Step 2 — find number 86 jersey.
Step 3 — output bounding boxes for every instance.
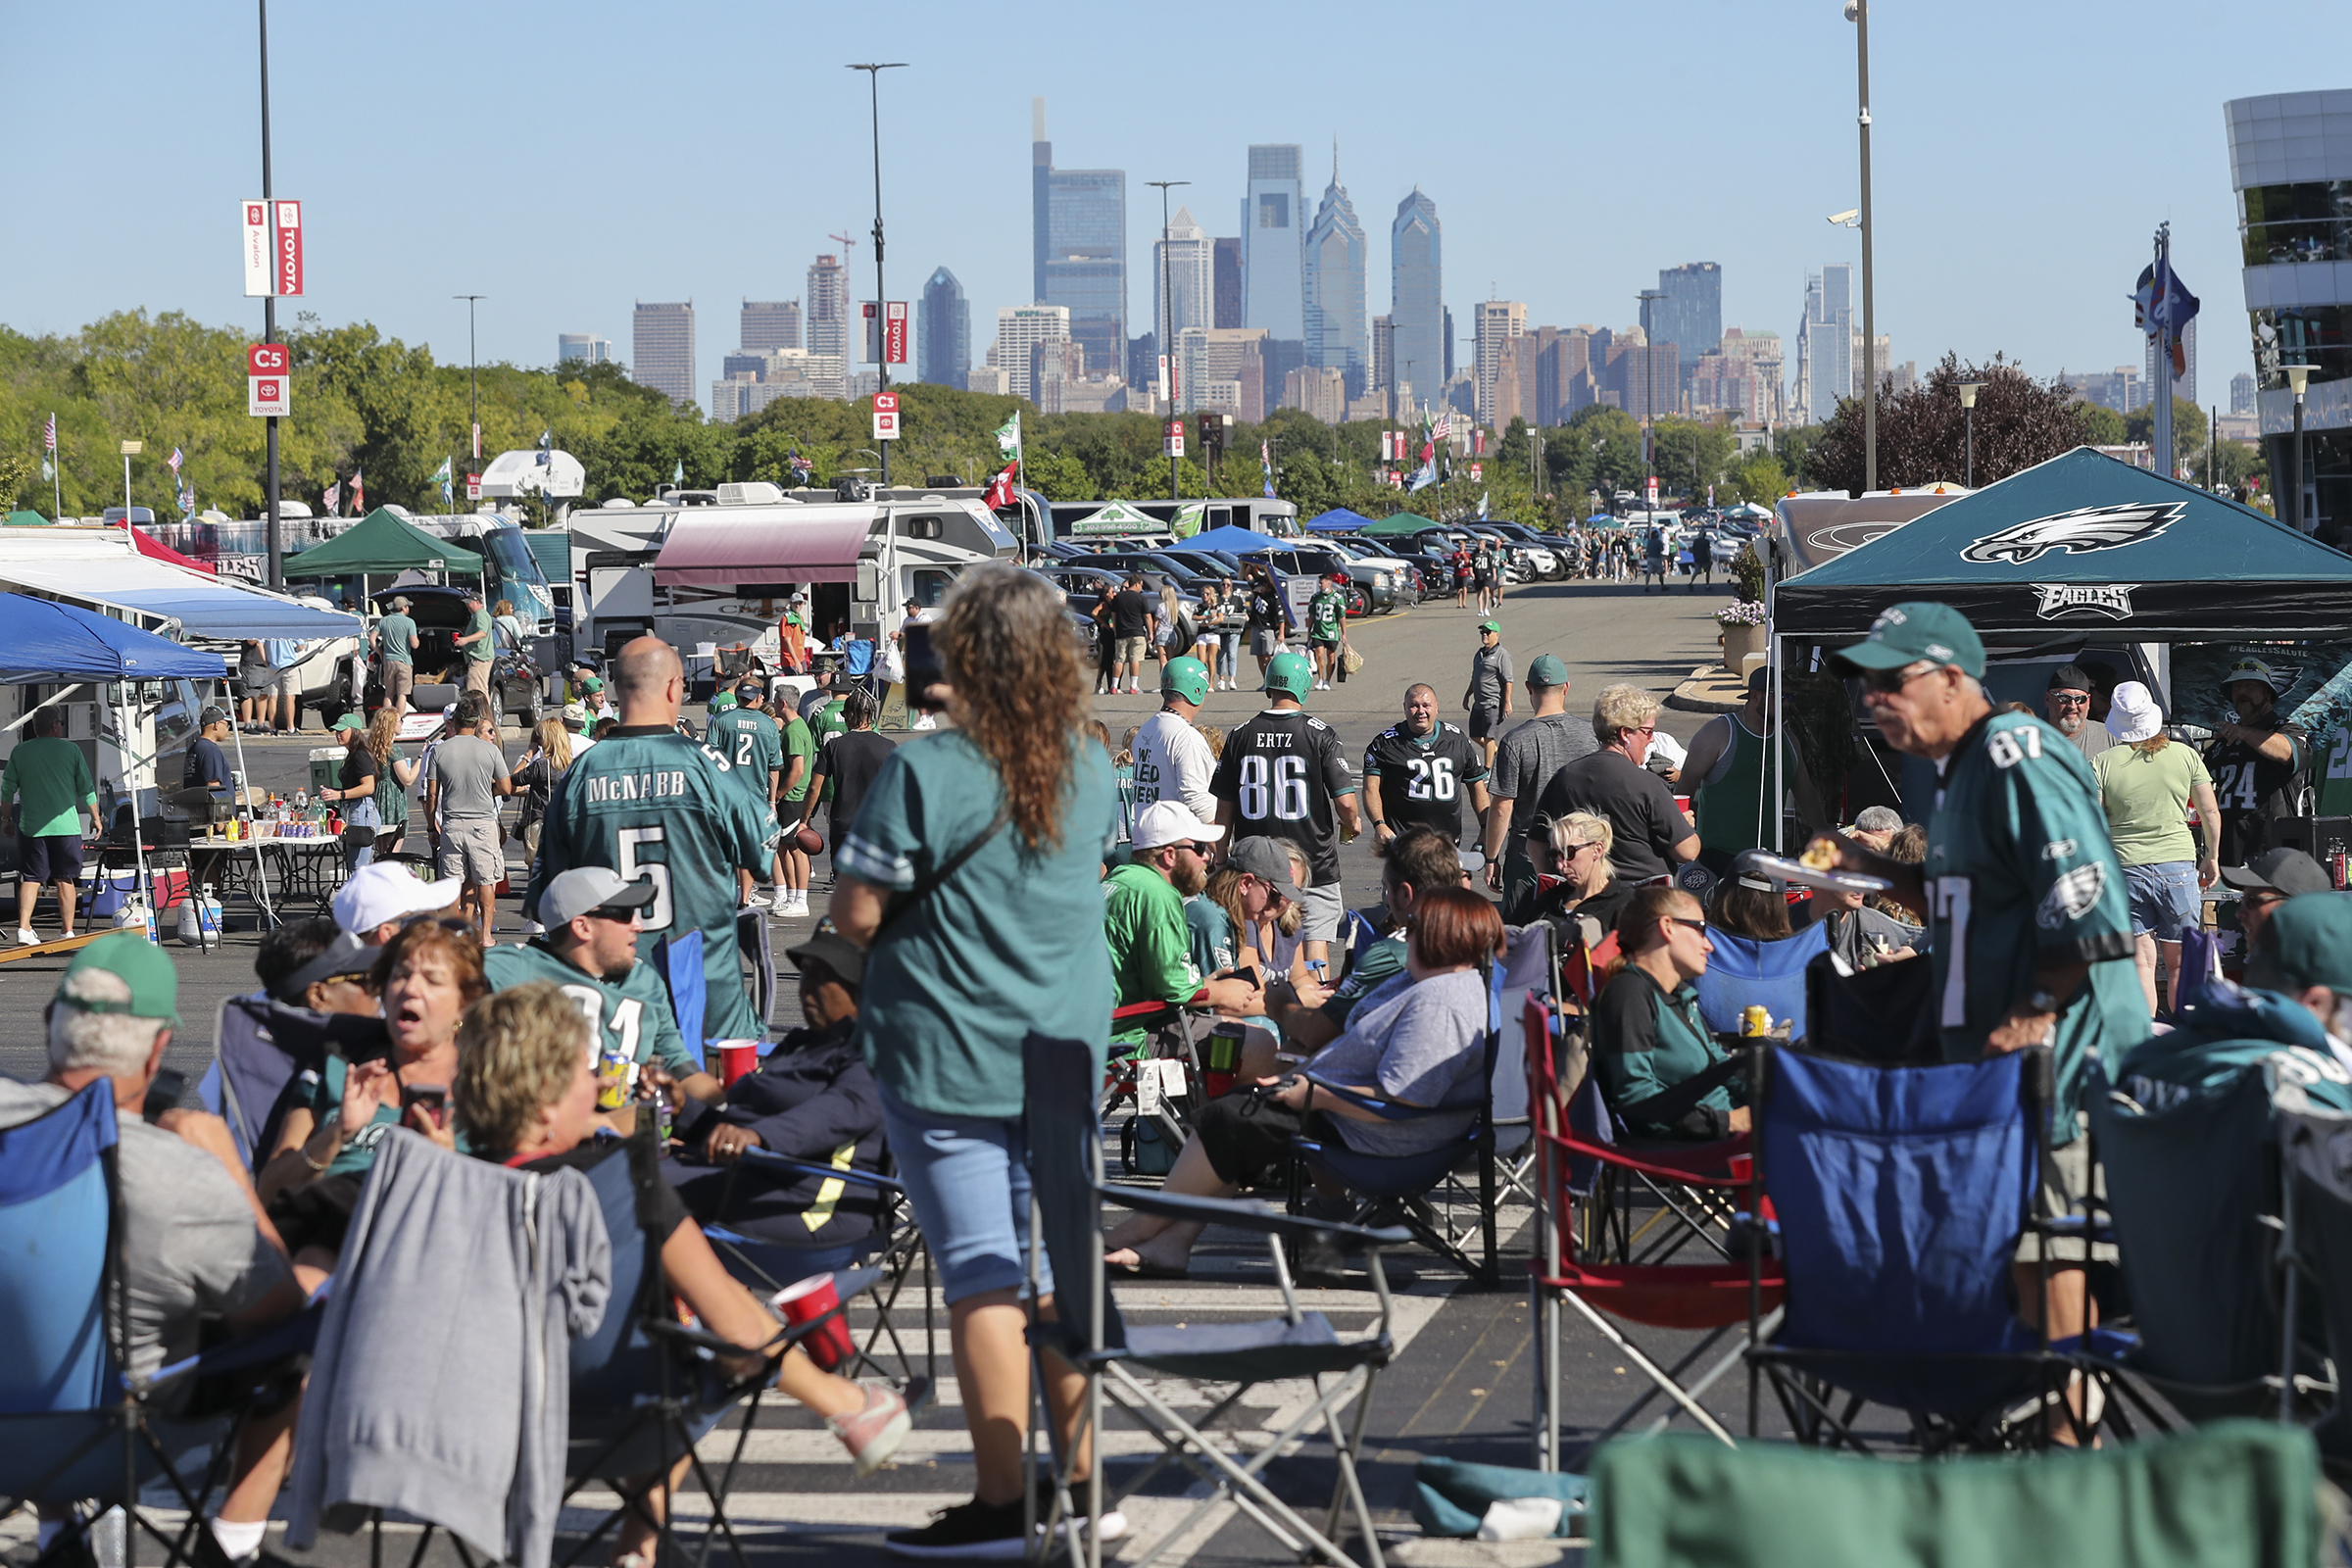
[1362,721,1488,844]
[1210,708,1359,886]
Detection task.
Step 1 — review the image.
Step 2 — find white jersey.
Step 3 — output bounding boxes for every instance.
[1131,710,1218,821]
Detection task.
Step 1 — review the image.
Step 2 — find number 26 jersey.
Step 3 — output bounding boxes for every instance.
[1362,722,1488,843]
[1211,708,1357,886]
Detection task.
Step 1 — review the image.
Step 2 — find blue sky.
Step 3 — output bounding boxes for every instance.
[9,0,2334,412]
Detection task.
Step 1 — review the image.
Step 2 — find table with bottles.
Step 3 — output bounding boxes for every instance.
[189,791,352,916]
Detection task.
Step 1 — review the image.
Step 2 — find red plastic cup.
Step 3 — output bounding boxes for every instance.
[771,1274,856,1370]
[717,1042,760,1086]
[1728,1153,1753,1184]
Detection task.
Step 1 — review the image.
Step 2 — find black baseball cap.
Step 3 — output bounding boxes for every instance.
[2046,663,2095,694]
[787,927,865,988]
[2220,848,2332,898]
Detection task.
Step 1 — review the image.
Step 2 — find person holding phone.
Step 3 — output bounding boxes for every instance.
[1105,802,1268,1055]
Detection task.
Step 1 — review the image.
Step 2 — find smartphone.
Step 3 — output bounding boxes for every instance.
[1234,966,1263,992]
[400,1082,450,1127]
[142,1067,186,1125]
[903,620,947,710]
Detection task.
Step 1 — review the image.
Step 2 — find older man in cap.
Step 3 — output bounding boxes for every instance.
[1483,652,1594,919]
[1815,601,2143,1380]
[452,586,496,704]
[372,595,420,717]
[0,935,306,1567]
[2041,663,2113,766]
[2204,656,2314,865]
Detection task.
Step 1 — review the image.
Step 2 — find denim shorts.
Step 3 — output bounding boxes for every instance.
[878,1084,1048,1305]
[2123,860,2199,942]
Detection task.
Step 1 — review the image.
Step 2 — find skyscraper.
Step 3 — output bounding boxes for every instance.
[806,256,849,365]
[1303,146,1368,395]
[740,301,802,354]
[1653,264,1722,370]
[1153,206,1213,342]
[1242,145,1304,340]
[631,302,695,408]
[1390,191,1442,412]
[558,333,613,365]
[2231,370,2256,415]
[1212,239,1243,329]
[1030,99,1126,390]
[918,268,968,388]
[986,306,1071,403]
[1798,266,1853,420]
[1473,301,1526,427]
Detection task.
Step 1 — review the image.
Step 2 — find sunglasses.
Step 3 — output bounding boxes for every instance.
[1665,916,1708,933]
[586,904,646,923]
[2048,691,2091,706]
[1858,661,1940,695]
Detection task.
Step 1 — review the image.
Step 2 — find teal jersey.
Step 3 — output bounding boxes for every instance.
[1925,710,2141,1135]
[1183,894,1237,980]
[525,725,781,1043]
[1306,590,1346,641]
[484,939,695,1076]
[810,700,849,803]
[706,710,783,800]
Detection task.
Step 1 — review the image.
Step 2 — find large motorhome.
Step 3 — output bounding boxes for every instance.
[559,484,1019,665]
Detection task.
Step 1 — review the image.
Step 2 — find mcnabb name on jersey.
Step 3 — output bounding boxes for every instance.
[583,770,698,803]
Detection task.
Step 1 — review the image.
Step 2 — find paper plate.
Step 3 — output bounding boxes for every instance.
[1734,851,1892,896]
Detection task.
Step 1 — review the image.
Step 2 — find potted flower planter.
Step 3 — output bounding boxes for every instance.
[1716,604,1768,673]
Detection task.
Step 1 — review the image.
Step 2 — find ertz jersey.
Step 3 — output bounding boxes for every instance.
[1210,706,1356,884]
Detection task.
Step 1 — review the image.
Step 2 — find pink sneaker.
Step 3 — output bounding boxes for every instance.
[827,1384,911,1478]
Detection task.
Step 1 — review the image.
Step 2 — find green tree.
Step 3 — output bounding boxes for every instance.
[1022,449,1097,502]
[1726,447,1788,506]
[2076,404,2127,446]
[1808,353,2088,496]
[1651,417,1738,501]
[2123,397,2208,474]
[1562,404,1643,504]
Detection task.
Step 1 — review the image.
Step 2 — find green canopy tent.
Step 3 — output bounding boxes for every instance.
[1773,448,2352,641]
[7,510,49,527]
[286,508,482,579]
[1362,511,1440,537]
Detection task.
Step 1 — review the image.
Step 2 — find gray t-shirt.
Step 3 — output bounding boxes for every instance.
[1492,711,1599,833]
[1305,967,1489,1157]
[2057,718,2113,765]
[428,734,506,820]
[374,613,419,666]
[1470,646,1514,713]
[0,1080,289,1382]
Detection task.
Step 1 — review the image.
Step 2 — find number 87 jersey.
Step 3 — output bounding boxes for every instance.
[1210,708,1358,887]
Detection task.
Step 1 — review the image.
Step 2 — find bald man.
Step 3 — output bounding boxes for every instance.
[524,637,781,1043]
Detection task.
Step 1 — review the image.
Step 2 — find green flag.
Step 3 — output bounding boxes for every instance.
[994,411,1021,457]
[672,458,685,485]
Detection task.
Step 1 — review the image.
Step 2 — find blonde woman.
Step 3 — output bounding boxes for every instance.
[512,715,573,863]
[1192,583,1224,671]
[1541,809,1633,940]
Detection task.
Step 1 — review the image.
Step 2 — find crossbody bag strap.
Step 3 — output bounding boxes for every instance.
[876,807,1011,932]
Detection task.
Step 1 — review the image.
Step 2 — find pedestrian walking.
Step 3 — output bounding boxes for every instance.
[453,587,496,706]
[372,596,419,718]
[1462,620,1514,769]
[1690,529,1714,591]
[1304,571,1348,690]
[1483,655,1595,919]
[1362,683,1490,850]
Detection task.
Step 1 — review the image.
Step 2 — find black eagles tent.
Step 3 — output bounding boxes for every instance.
[1772,447,2352,643]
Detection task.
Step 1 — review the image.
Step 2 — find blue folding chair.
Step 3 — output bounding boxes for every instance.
[1693,923,1828,1040]
[1745,1043,2128,1452]
[200,996,390,1169]
[654,930,708,1064]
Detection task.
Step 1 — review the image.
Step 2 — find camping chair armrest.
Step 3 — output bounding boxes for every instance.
[1101,1182,1413,1250]
[737,1145,904,1195]
[646,1263,885,1360]
[1613,1048,1757,1132]
[1112,1000,1180,1025]
[1301,1073,1468,1123]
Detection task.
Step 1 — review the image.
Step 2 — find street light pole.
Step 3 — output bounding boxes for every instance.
[258,0,281,588]
[454,295,484,480]
[1638,289,1666,508]
[2287,364,2312,532]
[1848,0,1877,491]
[1958,380,1983,488]
[1148,179,1190,502]
[849,63,908,490]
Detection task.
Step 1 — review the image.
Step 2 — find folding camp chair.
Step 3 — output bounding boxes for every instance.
[1022,1029,1411,1568]
[1746,1043,2132,1453]
[1281,925,1546,1286]
[0,1085,317,1568]
[200,995,389,1170]
[1104,999,1208,1177]
[2272,1102,2352,1464]
[1692,923,1828,1039]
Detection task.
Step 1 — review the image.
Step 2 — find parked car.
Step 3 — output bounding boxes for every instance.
[363,585,543,731]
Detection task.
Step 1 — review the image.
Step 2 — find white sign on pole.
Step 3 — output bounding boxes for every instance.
[247,375,289,416]
[466,473,482,502]
[872,391,901,442]
[241,200,272,297]
[1163,419,1186,459]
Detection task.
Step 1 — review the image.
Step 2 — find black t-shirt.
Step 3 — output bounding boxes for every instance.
[1246,586,1282,631]
[1536,750,1692,886]
[1362,721,1489,843]
[338,749,374,798]
[1110,588,1154,639]
[1211,707,1356,883]
[515,1138,690,1239]
[184,736,230,791]
[819,730,899,836]
[2205,721,2314,862]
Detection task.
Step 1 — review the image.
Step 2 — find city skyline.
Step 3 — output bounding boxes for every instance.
[12,0,2309,422]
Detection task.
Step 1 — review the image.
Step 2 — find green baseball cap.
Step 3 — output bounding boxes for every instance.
[1832,601,1985,679]
[579,675,605,694]
[58,932,179,1025]
[1263,650,1313,700]
[330,712,366,733]
[1162,655,1210,706]
[2254,892,2352,994]
[1528,653,1569,686]
[1478,619,1501,635]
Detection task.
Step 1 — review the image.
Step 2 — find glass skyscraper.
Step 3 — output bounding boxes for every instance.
[918,268,968,388]
[1304,151,1368,395]
[1653,263,1721,368]
[1391,191,1442,411]
[1030,99,1125,384]
[1243,145,1304,341]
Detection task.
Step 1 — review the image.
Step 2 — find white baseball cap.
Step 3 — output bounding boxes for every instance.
[332,861,461,936]
[1131,800,1225,853]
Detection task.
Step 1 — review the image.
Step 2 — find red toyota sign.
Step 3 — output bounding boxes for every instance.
[884,302,908,365]
[247,343,289,376]
[273,201,304,297]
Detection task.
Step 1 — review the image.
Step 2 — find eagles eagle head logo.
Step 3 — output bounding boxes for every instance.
[1960,503,2185,565]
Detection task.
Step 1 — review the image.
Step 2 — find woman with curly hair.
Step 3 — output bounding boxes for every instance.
[827,563,1120,1555]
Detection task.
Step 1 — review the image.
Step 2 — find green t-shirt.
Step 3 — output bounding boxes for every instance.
[706,710,783,802]
[1927,710,2142,1136]
[305,1055,474,1178]
[779,714,816,804]
[2092,741,2214,867]
[1104,862,1201,1046]
[843,730,1117,1119]
[1306,590,1347,642]
[372,742,411,827]
[462,607,494,662]
[811,700,849,802]
[484,939,694,1076]
[524,726,782,1043]
[1,736,96,839]
[374,613,418,665]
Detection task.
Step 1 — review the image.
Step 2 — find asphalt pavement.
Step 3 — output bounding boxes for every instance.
[0,569,1764,1568]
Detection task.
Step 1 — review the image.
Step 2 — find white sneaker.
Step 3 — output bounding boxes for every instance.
[741,892,772,910]
[790,893,811,916]
[15,928,34,947]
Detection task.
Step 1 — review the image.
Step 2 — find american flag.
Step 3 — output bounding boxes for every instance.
[349,468,364,514]
[322,479,341,515]
[1433,412,1453,441]
[43,414,56,453]
[167,447,184,475]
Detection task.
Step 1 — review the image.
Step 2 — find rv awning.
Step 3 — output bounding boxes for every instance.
[0,555,357,638]
[653,513,870,587]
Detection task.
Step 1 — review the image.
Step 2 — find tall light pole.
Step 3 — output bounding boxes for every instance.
[849,63,908,490]
[2287,364,2312,532]
[454,295,485,476]
[1958,380,1983,488]
[1846,0,1877,492]
[120,441,142,518]
[258,0,282,588]
[1638,288,1666,508]
[1148,179,1190,501]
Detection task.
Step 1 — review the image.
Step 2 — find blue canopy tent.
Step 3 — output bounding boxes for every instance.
[1184,523,1287,555]
[1305,508,1376,533]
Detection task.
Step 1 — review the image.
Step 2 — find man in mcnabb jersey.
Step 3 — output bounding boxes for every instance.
[2203,657,2313,863]
[1361,683,1490,848]
[527,638,781,1045]
[1211,651,1359,964]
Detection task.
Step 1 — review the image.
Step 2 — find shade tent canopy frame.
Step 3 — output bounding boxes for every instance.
[1360,512,1440,537]
[1772,447,2352,641]
[1303,509,1377,533]
[282,508,482,579]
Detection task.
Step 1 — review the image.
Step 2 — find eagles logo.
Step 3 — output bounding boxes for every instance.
[1960,503,2185,565]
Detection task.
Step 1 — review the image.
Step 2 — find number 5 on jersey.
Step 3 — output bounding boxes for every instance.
[615,826,673,931]
[1237,755,1310,820]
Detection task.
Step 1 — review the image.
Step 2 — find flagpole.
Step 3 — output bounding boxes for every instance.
[50,414,62,520]
[2152,222,2175,480]
[259,0,282,590]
